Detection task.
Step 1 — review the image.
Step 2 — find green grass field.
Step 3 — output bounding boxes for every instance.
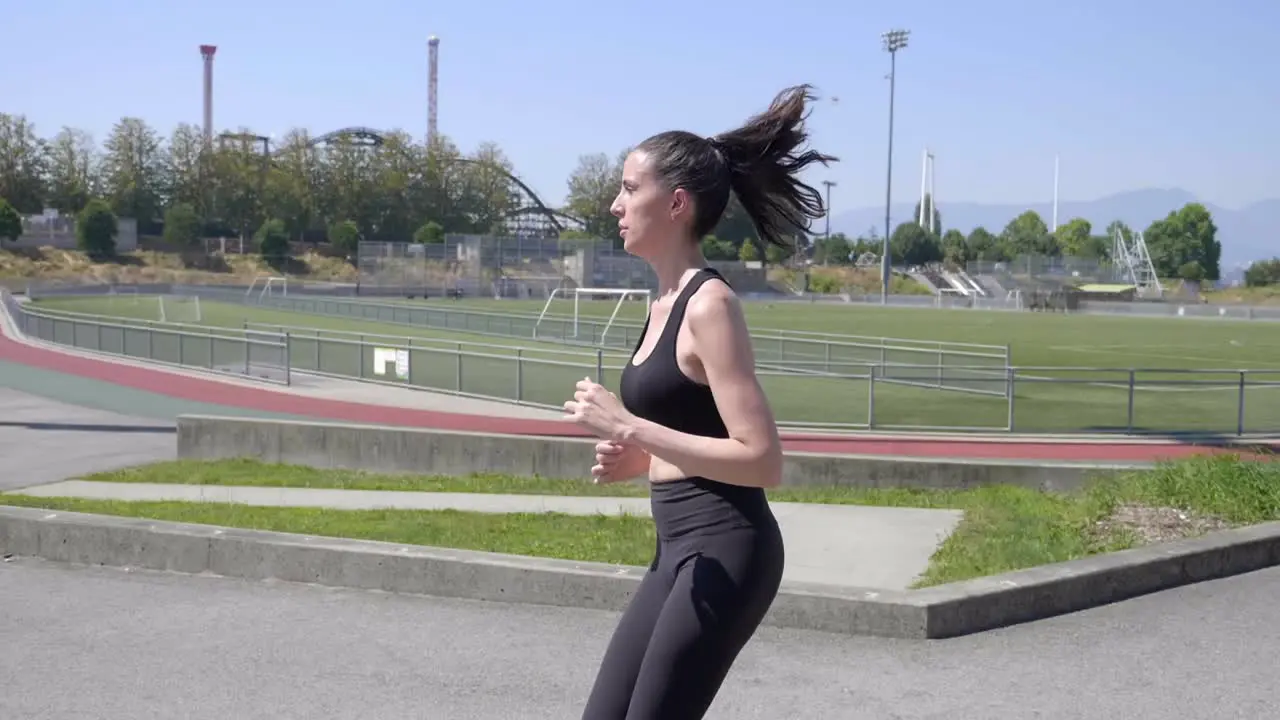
[4,455,1277,587]
[29,293,1280,434]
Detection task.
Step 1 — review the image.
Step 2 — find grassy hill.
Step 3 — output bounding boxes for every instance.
[0,245,358,287]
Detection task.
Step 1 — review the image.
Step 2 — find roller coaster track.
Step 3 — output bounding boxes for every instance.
[300,127,584,232]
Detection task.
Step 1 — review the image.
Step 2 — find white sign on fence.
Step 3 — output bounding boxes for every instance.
[372,347,409,380]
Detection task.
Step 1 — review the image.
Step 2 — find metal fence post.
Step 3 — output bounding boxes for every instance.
[1237,371,1246,436]
[285,332,292,385]
[596,348,604,383]
[1005,367,1016,431]
[455,344,464,391]
[1127,370,1136,433]
[516,349,523,401]
[867,365,876,428]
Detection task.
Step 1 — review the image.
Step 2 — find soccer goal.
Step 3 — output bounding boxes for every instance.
[105,286,140,309]
[246,275,288,301]
[158,295,203,323]
[534,287,651,346]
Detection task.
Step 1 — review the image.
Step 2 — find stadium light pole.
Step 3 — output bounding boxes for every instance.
[880,28,909,304]
[822,180,837,238]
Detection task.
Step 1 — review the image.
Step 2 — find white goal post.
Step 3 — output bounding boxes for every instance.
[106,286,140,307]
[158,295,203,323]
[534,287,651,345]
[246,275,288,301]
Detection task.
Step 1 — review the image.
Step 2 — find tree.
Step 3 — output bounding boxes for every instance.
[0,197,21,242]
[99,117,166,234]
[43,127,98,214]
[268,128,320,240]
[1000,210,1057,257]
[162,202,202,248]
[413,220,444,244]
[890,222,942,266]
[162,123,212,220]
[738,239,759,262]
[1053,218,1092,257]
[76,199,117,258]
[1143,203,1221,281]
[0,113,47,213]
[700,235,735,260]
[328,219,360,255]
[255,218,290,266]
[965,226,1004,261]
[1244,259,1280,287]
[564,151,624,242]
[1177,261,1205,283]
[940,229,967,267]
[813,232,852,265]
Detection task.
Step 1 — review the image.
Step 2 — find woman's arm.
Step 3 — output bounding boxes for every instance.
[618,282,783,488]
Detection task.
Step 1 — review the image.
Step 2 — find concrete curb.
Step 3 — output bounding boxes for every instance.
[175,414,1140,492]
[4,505,1279,639]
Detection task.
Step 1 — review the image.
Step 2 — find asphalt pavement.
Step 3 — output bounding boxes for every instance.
[3,557,1278,719]
[0,386,175,491]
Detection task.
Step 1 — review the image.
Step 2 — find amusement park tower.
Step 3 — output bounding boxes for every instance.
[200,45,217,142]
[427,36,440,148]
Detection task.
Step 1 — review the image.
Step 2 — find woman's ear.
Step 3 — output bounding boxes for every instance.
[670,187,691,222]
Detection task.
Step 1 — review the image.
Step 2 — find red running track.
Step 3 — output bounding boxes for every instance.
[0,323,1269,462]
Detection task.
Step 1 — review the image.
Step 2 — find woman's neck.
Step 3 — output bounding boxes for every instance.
[649,243,708,297]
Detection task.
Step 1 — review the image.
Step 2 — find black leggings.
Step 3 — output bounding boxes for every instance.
[581,526,785,719]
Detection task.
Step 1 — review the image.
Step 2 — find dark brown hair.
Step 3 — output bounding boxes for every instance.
[634,84,837,248]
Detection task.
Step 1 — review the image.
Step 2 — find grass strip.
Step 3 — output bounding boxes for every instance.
[4,454,1276,588]
[0,496,657,567]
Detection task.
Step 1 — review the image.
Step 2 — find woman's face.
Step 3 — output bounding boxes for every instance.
[610,150,692,259]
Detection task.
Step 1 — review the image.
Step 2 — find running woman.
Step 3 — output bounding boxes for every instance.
[562,84,837,720]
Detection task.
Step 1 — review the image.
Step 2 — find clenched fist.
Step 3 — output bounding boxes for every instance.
[591,440,651,484]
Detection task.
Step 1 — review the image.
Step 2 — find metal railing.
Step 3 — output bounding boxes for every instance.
[12,303,1280,436]
[14,304,292,385]
[184,287,1012,397]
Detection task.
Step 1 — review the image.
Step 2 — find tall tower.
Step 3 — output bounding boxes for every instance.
[917,148,936,234]
[200,45,217,142]
[427,36,440,148]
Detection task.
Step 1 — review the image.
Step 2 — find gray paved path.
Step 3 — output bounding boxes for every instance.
[0,388,175,491]
[8,481,963,590]
[3,556,1278,719]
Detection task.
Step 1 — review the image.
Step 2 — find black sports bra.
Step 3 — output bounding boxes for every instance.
[618,268,730,440]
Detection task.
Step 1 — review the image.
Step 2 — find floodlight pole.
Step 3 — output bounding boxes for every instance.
[822,180,837,238]
[881,28,909,304]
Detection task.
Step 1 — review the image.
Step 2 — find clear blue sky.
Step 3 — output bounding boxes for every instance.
[4,0,1276,214]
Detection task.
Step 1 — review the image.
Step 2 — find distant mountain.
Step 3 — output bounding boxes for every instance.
[830,188,1277,267]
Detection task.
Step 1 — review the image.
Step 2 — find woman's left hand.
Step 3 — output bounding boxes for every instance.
[564,377,635,442]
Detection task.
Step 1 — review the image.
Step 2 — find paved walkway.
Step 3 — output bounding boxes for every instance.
[0,388,176,492]
[6,557,1280,719]
[7,480,964,591]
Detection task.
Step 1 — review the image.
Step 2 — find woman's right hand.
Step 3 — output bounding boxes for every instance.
[591,440,649,484]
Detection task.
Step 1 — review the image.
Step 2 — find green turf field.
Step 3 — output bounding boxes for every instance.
[28,293,1280,434]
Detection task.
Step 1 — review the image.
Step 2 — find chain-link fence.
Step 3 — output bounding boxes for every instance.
[966,253,1138,293]
[355,236,666,298]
